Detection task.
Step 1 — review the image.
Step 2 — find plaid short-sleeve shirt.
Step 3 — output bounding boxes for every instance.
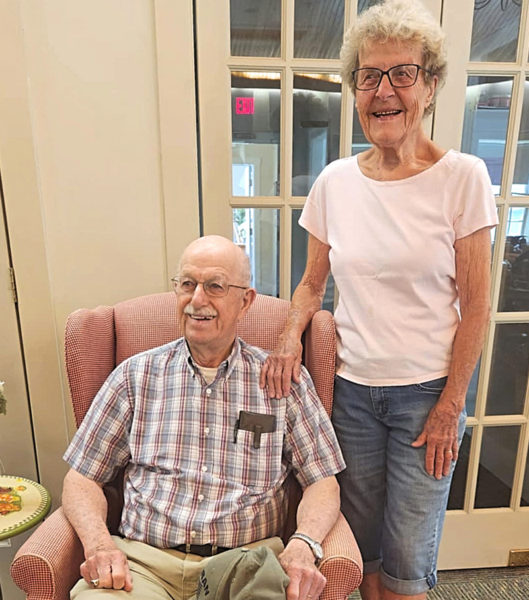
[64,338,345,549]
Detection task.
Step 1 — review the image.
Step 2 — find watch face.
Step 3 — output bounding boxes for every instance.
[313,541,323,560]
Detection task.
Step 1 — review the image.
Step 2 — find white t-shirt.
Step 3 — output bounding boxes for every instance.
[299,149,498,386]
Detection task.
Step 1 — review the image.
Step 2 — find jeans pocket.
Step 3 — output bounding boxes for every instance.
[414,376,448,394]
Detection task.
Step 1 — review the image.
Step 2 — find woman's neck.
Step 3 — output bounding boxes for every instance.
[358,137,446,181]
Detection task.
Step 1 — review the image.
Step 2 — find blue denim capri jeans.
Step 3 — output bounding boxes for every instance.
[332,375,466,596]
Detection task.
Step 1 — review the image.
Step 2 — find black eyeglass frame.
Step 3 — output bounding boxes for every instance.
[351,63,433,91]
[171,276,248,298]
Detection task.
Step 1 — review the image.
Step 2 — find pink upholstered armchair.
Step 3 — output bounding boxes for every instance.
[11,292,362,599]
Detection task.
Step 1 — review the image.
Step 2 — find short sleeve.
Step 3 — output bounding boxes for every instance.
[454,158,498,240]
[284,367,345,489]
[63,363,133,483]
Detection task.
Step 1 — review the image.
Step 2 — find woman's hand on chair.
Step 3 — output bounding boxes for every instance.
[260,336,303,399]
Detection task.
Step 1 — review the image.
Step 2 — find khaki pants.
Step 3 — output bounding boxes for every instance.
[71,536,284,599]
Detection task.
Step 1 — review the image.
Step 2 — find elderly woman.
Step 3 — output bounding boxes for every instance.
[260,0,498,598]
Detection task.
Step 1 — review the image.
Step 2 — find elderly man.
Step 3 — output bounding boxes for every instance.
[62,235,345,600]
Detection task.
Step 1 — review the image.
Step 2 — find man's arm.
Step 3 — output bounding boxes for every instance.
[278,476,340,600]
[62,468,133,591]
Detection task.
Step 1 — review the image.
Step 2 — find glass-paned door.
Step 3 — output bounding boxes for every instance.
[439,0,529,570]
[196,0,528,570]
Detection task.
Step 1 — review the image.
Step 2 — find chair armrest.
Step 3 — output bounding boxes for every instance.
[320,512,363,599]
[10,508,84,600]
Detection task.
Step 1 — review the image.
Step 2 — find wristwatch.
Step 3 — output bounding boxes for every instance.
[288,532,324,566]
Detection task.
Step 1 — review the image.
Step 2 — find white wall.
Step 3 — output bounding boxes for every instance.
[0,0,200,505]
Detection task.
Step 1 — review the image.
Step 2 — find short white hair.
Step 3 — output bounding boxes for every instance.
[341,0,447,115]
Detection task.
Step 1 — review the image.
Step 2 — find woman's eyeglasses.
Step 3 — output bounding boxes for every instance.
[352,63,432,91]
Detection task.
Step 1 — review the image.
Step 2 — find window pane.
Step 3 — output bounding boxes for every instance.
[513,78,529,196]
[357,0,379,14]
[292,209,335,312]
[230,0,281,57]
[475,426,520,508]
[232,72,281,197]
[486,323,529,415]
[292,74,342,196]
[470,0,522,62]
[461,76,513,195]
[352,106,370,156]
[233,208,279,297]
[294,0,344,59]
[448,427,472,510]
[465,360,481,418]
[499,207,529,312]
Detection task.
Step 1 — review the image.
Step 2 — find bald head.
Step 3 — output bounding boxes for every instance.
[178,235,251,287]
[175,236,256,366]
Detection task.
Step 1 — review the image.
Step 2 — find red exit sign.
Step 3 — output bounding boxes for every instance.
[236,97,254,115]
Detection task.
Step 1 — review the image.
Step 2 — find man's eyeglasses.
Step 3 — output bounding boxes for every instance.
[171,276,248,298]
[352,64,432,91]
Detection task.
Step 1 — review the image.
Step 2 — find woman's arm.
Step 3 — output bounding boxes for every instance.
[412,226,493,478]
[260,234,331,398]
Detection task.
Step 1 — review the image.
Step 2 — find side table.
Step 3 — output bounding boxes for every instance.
[0,475,51,600]
[0,475,51,540]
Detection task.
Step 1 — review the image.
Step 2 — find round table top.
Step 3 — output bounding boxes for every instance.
[0,475,51,540]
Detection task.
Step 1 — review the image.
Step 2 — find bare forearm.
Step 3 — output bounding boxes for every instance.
[295,476,340,542]
[62,469,114,557]
[283,280,327,342]
[442,228,493,412]
[443,303,490,411]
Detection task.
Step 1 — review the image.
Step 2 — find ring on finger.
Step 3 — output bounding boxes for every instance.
[90,579,100,588]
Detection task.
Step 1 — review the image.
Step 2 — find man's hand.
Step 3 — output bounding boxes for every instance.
[278,538,326,600]
[80,541,133,591]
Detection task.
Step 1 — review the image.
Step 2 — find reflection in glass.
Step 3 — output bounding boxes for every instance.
[291,209,335,312]
[448,427,472,510]
[513,79,529,196]
[292,74,341,196]
[475,426,519,508]
[231,72,281,197]
[470,0,522,62]
[294,0,344,59]
[232,208,279,297]
[230,0,281,57]
[486,323,529,415]
[499,207,529,312]
[461,76,513,195]
[352,106,371,156]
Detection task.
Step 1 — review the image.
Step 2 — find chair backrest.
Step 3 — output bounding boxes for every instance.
[65,292,336,427]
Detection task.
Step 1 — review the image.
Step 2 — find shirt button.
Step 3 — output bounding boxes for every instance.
[190,530,197,539]
[198,494,204,502]
[206,388,212,396]
[204,427,210,435]
[202,465,208,472]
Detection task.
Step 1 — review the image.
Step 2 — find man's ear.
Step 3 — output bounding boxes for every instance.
[238,287,257,320]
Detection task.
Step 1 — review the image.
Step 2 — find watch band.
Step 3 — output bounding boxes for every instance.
[288,532,323,565]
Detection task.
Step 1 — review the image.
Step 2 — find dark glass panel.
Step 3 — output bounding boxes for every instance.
[230,0,281,57]
[291,208,335,312]
[475,426,520,508]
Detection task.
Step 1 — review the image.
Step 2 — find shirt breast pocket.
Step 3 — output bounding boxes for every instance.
[232,429,284,493]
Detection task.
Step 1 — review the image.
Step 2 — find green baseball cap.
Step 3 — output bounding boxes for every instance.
[196,546,290,600]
